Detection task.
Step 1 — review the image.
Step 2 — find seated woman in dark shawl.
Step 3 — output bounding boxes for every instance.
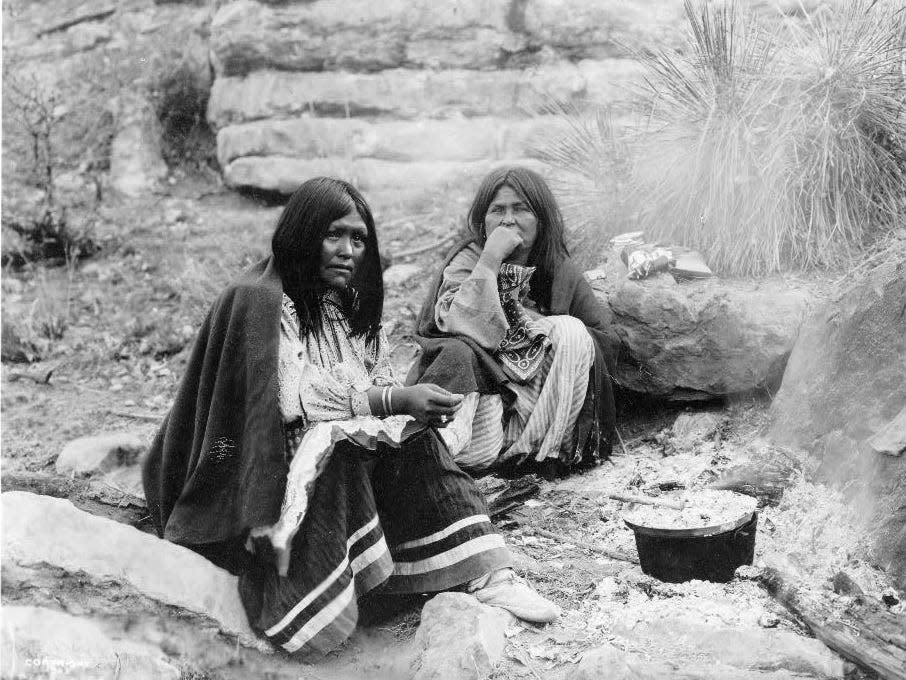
[142,177,559,658]
[409,166,616,479]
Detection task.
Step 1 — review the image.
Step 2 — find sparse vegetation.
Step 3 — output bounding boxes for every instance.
[27,264,77,342]
[1,208,101,269]
[1,69,103,270]
[539,0,906,275]
[4,71,61,208]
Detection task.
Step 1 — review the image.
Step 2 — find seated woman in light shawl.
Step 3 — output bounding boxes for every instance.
[409,166,617,480]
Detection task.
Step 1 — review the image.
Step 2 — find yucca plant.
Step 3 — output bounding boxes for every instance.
[537,0,906,276]
[530,98,634,267]
[777,1,906,270]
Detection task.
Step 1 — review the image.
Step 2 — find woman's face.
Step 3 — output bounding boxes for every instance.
[484,185,538,264]
[319,211,368,290]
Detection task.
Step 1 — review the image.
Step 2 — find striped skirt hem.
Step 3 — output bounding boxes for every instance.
[240,430,511,656]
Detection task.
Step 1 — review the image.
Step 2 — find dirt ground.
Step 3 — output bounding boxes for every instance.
[2,174,901,679]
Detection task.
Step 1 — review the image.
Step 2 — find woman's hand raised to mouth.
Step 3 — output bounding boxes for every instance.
[479,226,524,271]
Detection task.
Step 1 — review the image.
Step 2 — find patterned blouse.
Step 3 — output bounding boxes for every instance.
[277,292,396,425]
[262,292,415,567]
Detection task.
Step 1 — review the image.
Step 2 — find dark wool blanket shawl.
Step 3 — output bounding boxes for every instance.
[409,240,618,462]
[142,258,289,550]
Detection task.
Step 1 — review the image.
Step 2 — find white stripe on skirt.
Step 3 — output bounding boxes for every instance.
[392,533,507,576]
[282,581,356,652]
[266,514,383,637]
[394,514,491,551]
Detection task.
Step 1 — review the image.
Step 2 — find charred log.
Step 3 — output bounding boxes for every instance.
[759,567,906,680]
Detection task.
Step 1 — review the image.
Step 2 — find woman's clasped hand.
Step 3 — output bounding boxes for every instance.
[393,383,463,427]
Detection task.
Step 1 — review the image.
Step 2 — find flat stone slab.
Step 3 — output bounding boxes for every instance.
[608,615,844,679]
[1,491,255,643]
[215,116,574,168]
[1,605,180,680]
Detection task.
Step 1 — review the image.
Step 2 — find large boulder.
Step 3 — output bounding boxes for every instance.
[207,62,642,198]
[1,491,256,645]
[590,257,812,400]
[770,259,906,450]
[769,259,906,587]
[1,606,180,680]
[205,0,662,197]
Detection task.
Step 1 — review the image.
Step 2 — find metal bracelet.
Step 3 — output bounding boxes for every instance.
[381,386,392,417]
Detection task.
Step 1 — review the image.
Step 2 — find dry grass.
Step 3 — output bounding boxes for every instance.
[26,264,76,343]
[538,0,906,276]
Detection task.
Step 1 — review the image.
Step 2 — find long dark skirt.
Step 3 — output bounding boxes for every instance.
[238,428,512,656]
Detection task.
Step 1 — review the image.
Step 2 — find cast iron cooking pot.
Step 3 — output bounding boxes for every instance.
[623,491,758,583]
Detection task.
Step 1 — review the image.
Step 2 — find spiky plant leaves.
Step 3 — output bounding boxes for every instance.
[529,97,636,268]
[535,0,906,276]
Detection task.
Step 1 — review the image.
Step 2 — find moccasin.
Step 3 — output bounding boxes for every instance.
[473,569,560,623]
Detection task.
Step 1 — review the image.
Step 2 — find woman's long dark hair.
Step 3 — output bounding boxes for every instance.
[466,166,569,308]
[271,177,383,347]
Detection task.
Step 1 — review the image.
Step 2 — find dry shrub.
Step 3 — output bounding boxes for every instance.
[152,61,216,170]
[1,209,101,269]
[538,0,906,276]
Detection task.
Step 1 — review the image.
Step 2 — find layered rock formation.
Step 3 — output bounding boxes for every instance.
[206,0,685,199]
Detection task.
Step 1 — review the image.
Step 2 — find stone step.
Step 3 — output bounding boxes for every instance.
[221,155,551,199]
[216,116,581,167]
[207,60,645,128]
[209,0,684,77]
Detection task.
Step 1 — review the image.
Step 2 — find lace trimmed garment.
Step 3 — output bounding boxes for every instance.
[254,292,421,575]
